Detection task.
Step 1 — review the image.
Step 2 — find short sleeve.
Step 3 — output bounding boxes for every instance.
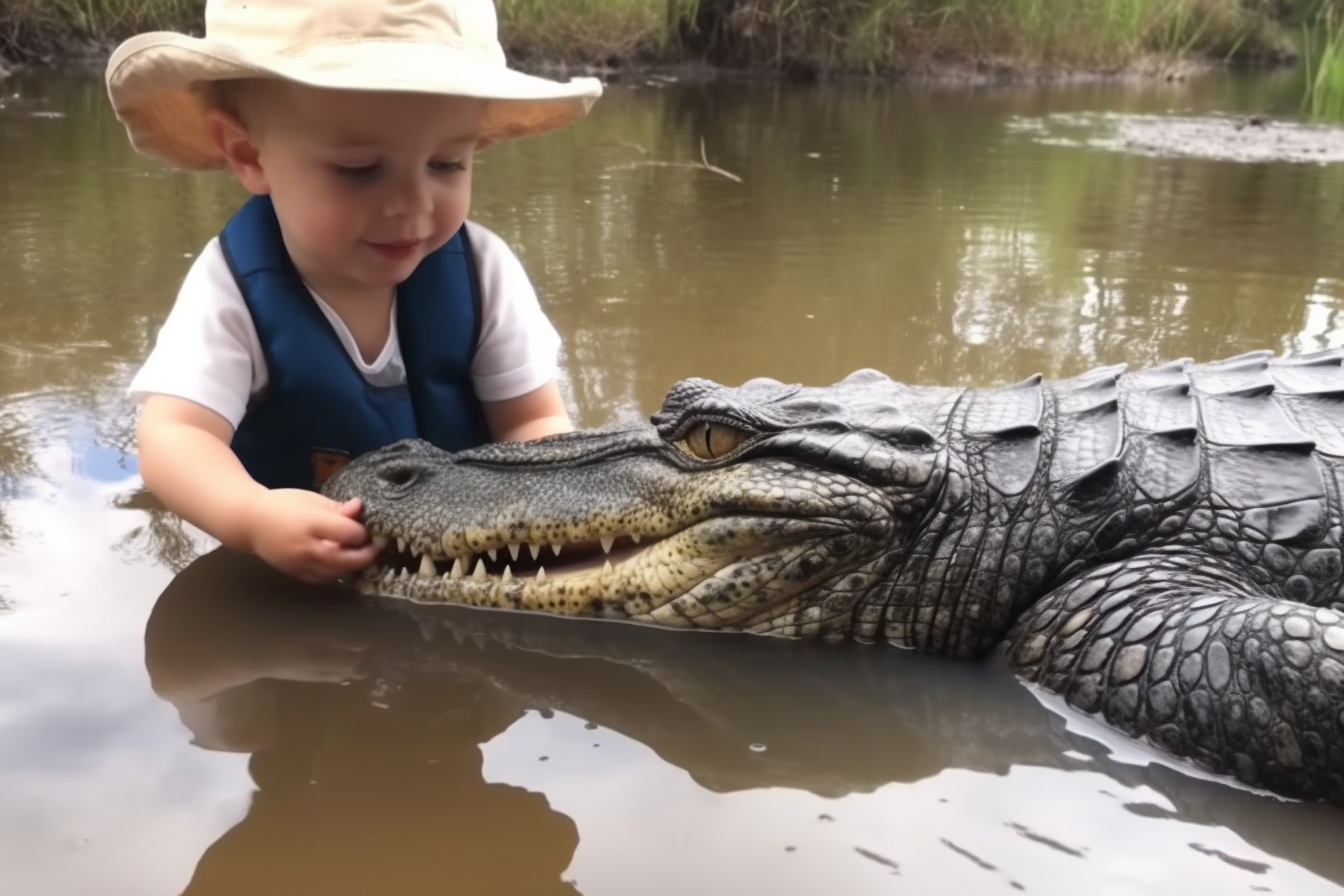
[126,237,265,431]
[464,221,563,402]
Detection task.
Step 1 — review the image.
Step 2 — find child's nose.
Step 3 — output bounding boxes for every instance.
[383,175,434,216]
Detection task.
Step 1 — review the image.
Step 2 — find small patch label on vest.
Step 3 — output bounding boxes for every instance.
[311,448,351,489]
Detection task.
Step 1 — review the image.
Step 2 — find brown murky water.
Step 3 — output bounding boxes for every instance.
[5,66,1344,895]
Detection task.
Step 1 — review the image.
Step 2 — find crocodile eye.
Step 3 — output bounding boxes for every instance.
[678,422,748,460]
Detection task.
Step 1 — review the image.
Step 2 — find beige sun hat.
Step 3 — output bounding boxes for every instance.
[105,0,604,170]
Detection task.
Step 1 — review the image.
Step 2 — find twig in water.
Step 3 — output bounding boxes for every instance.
[696,137,743,182]
[614,138,743,182]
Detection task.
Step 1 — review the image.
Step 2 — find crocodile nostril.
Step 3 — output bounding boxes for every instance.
[379,465,421,488]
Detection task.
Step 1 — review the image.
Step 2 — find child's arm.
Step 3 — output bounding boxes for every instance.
[137,394,377,582]
[483,380,574,442]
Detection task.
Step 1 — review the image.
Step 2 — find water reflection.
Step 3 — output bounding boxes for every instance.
[145,552,580,894]
[484,72,1344,406]
[143,549,1344,895]
[112,488,207,574]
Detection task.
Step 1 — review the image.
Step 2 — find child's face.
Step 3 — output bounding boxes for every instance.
[213,82,484,298]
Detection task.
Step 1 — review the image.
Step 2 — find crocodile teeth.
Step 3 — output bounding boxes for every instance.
[603,559,613,576]
[418,554,436,578]
[631,533,641,544]
[487,548,498,562]
[383,568,395,583]
[529,543,542,560]
[450,557,465,580]
[507,542,521,561]
[502,565,513,583]
[600,536,614,554]
[373,533,389,550]
[397,537,407,554]
[473,559,487,581]
[551,542,563,557]
[537,566,546,582]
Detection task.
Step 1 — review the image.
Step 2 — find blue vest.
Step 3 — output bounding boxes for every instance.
[220,195,491,491]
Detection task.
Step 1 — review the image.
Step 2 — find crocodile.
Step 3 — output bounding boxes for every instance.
[322,347,1344,806]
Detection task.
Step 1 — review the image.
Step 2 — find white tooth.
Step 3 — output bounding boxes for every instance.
[473,559,487,581]
[451,558,465,579]
[397,537,407,553]
[398,568,410,580]
[487,548,498,562]
[508,542,521,561]
[373,533,389,550]
[551,542,563,557]
[631,533,641,544]
[603,559,613,576]
[600,536,614,554]
[418,554,436,578]
[383,568,395,583]
[502,565,513,583]
[536,566,546,581]
[529,542,542,560]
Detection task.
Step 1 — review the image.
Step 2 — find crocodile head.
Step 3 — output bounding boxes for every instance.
[323,370,954,639]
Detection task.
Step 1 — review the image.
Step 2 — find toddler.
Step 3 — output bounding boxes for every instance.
[106,0,602,582]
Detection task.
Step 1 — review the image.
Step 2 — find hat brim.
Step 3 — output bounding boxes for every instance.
[106,33,603,169]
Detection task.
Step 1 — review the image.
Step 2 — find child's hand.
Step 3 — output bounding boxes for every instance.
[244,490,378,583]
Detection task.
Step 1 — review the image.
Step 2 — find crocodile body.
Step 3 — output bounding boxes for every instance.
[323,348,1344,805]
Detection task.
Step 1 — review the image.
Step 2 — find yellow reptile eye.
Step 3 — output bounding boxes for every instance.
[679,422,749,460]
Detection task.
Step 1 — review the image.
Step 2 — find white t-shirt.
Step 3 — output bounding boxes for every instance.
[127,220,562,430]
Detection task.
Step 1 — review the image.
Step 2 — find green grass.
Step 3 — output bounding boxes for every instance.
[494,0,1295,74]
[1300,1,1344,120]
[653,0,1290,74]
[0,0,1302,75]
[0,0,199,60]
[495,0,674,62]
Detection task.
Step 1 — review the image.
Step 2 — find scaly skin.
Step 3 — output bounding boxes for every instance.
[324,349,1344,805]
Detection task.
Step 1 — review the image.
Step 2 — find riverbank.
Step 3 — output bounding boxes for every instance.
[0,0,1304,83]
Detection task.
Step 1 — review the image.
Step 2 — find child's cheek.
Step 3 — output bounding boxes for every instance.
[305,194,364,246]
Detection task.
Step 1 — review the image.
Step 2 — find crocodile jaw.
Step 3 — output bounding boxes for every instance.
[352,513,873,634]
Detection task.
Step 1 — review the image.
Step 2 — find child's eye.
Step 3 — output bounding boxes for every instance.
[429,159,466,174]
[334,163,381,180]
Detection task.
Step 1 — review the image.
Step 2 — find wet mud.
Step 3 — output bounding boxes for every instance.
[1011,111,1344,164]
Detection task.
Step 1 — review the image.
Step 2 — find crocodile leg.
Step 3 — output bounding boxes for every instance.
[1005,553,1344,804]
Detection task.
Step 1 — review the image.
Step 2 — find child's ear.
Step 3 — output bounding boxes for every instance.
[205,109,269,195]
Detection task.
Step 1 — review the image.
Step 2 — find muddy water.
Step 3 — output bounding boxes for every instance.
[5,66,1344,895]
